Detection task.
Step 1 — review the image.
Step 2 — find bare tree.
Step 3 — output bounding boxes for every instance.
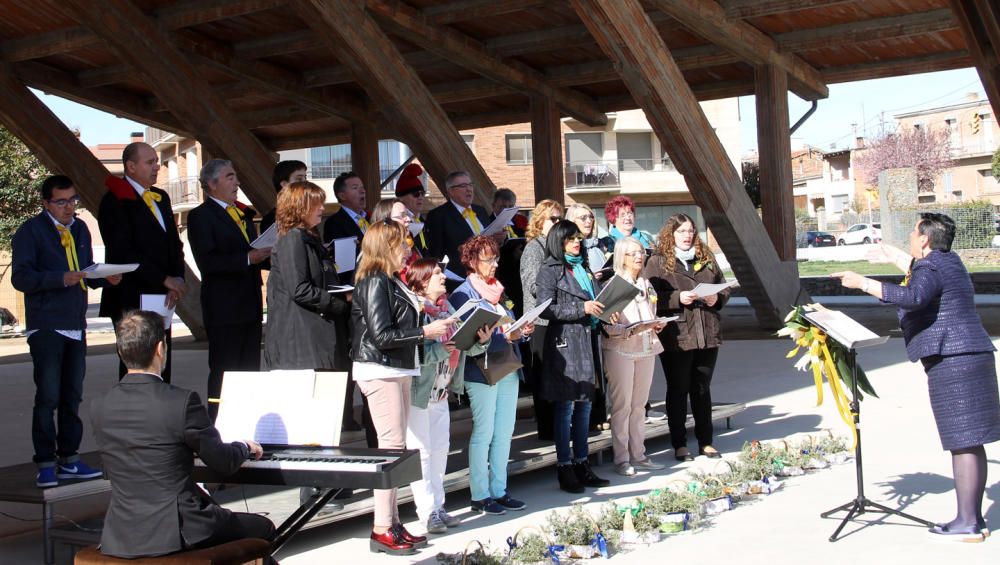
[853,126,953,192]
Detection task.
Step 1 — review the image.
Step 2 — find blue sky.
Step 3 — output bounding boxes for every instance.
[39,68,987,152]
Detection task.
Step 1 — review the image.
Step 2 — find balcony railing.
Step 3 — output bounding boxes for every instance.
[164,176,201,207]
[565,160,620,189]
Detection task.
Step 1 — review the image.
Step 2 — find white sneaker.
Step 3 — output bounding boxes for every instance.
[437,508,461,528]
[632,458,665,471]
[615,462,636,476]
[426,511,447,534]
[645,410,667,423]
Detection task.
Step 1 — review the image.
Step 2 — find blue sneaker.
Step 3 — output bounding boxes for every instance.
[495,493,526,511]
[36,467,58,488]
[470,498,506,515]
[56,461,102,480]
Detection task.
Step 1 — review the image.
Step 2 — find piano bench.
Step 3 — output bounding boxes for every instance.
[74,539,272,565]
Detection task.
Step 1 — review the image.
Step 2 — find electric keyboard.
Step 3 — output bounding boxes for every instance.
[192,445,421,490]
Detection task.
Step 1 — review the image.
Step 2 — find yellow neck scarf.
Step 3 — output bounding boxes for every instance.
[357,215,370,233]
[56,225,86,290]
[463,207,482,235]
[226,205,249,242]
[142,189,162,220]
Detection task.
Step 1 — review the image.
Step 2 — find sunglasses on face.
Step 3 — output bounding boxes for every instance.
[566,235,584,242]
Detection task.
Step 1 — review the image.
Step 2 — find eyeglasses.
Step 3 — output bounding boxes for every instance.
[577,214,595,221]
[403,189,425,198]
[626,250,645,258]
[548,215,562,222]
[48,196,81,207]
[675,229,696,235]
[617,210,635,218]
[390,211,414,221]
[478,256,499,265]
[449,182,475,190]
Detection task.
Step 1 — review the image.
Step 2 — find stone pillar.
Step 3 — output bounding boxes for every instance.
[878,167,918,247]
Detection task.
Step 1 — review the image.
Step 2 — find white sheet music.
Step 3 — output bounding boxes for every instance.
[506,298,552,334]
[82,263,139,278]
[481,207,518,236]
[331,237,357,274]
[691,280,737,298]
[214,370,348,446]
[250,223,277,249]
[140,294,174,329]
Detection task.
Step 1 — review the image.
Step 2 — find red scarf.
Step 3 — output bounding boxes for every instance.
[468,273,504,305]
[424,296,459,372]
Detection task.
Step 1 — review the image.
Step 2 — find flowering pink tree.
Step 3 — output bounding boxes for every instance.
[853,127,953,192]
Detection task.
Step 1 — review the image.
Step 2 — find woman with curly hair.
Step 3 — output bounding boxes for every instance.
[642,213,729,462]
[598,195,655,254]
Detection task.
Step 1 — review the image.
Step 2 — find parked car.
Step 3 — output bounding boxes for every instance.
[838,223,882,245]
[797,230,837,248]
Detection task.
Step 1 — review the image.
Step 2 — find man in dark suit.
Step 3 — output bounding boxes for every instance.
[321,171,369,439]
[12,175,121,488]
[425,171,496,281]
[98,142,186,382]
[91,310,273,559]
[187,159,271,421]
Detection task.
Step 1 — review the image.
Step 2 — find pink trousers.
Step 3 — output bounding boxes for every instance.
[604,351,655,465]
[356,377,411,528]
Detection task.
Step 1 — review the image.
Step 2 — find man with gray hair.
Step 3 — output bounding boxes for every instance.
[187,159,270,420]
[425,170,495,283]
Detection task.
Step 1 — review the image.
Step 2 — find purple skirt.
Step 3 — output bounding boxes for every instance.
[922,352,1000,450]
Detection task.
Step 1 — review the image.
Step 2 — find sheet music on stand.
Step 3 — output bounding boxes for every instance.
[803,307,889,350]
[214,370,348,446]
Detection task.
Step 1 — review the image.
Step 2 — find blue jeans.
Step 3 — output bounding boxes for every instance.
[465,373,519,501]
[28,330,86,466]
[553,400,592,465]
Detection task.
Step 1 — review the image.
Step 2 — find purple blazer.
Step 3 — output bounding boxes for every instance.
[880,250,995,362]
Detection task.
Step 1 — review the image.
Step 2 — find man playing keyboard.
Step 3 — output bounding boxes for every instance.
[91,310,275,560]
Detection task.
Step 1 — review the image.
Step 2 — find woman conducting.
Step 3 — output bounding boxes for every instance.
[643,213,729,462]
[833,213,999,541]
[352,222,455,555]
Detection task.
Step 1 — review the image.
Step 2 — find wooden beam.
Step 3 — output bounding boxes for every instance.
[352,119,383,212]
[755,64,795,261]
[721,0,851,20]
[530,96,565,206]
[571,0,802,328]
[365,0,607,127]
[424,0,545,25]
[822,50,973,84]
[240,105,327,128]
[649,0,828,100]
[0,61,207,339]
[59,0,279,212]
[234,30,314,59]
[777,9,958,53]
[14,61,192,136]
[949,0,1000,118]
[0,0,287,62]
[296,0,496,209]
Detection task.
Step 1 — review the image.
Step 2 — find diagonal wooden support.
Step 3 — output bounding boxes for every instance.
[365,0,607,127]
[949,0,1000,116]
[572,0,804,328]
[59,0,279,213]
[296,0,496,209]
[649,0,828,101]
[755,64,796,262]
[0,62,206,339]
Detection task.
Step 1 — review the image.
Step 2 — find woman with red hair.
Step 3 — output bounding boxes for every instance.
[450,235,533,516]
[599,195,655,254]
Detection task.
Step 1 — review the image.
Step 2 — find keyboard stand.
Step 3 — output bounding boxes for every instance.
[271,487,344,555]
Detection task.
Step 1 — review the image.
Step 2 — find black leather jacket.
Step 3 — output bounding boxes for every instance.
[351,271,424,369]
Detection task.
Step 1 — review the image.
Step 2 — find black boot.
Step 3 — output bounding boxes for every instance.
[573,461,610,488]
[557,464,585,494]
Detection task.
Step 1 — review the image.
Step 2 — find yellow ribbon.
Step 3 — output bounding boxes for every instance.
[789,329,858,449]
[226,205,249,243]
[505,225,517,238]
[463,207,482,235]
[56,225,86,290]
[357,216,370,233]
[141,190,162,220]
[415,214,427,249]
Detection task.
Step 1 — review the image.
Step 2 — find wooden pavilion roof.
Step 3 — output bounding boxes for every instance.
[0,0,978,151]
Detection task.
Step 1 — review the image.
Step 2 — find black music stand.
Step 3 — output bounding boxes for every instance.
[804,309,933,541]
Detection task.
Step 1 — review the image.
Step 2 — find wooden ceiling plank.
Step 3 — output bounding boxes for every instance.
[1,0,286,62]
[821,50,973,84]
[234,30,314,59]
[59,0,280,211]
[296,0,496,207]
[571,0,802,328]
[649,0,828,100]
[365,0,607,126]
[721,0,852,20]
[778,9,958,52]
[425,0,546,26]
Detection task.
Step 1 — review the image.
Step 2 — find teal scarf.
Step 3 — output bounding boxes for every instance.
[610,225,653,248]
[566,253,600,328]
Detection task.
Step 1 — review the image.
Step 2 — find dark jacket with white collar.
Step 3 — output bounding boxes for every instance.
[351,271,424,368]
[11,212,101,330]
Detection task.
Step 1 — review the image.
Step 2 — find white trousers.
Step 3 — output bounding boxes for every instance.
[406,398,451,522]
